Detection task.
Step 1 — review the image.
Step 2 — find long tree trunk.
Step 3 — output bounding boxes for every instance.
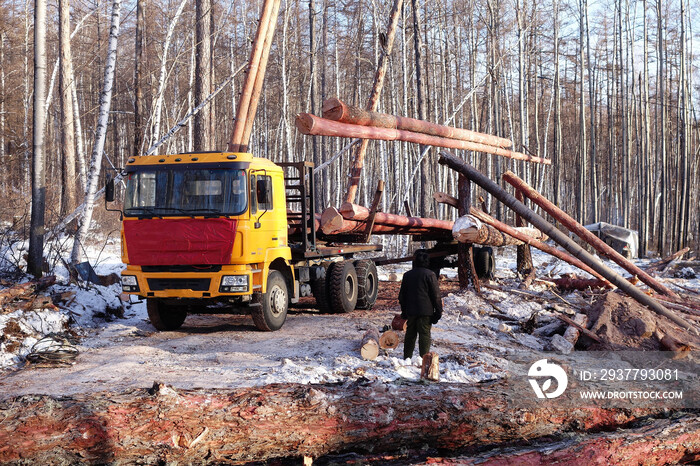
[28,0,48,278]
[150,0,188,147]
[132,0,144,158]
[193,0,212,151]
[70,0,122,264]
[59,0,77,214]
[411,0,430,217]
[656,0,666,255]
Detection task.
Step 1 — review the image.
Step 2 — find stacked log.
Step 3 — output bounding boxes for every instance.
[296,113,551,165]
[321,206,452,237]
[324,98,513,148]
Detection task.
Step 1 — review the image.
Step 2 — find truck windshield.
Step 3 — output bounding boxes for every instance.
[124,168,247,217]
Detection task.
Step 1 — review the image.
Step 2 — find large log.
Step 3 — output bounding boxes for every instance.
[240,0,282,147]
[296,113,551,165]
[437,151,696,333]
[502,171,680,300]
[321,207,452,238]
[452,215,545,246]
[323,98,513,148]
[228,0,280,151]
[460,415,700,465]
[338,203,454,230]
[468,208,612,285]
[0,382,674,464]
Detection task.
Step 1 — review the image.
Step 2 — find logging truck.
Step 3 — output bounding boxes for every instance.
[108,152,381,331]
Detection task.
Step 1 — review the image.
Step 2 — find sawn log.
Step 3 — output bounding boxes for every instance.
[0,382,676,464]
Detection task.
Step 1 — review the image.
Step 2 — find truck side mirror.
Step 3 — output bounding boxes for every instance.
[105,177,115,202]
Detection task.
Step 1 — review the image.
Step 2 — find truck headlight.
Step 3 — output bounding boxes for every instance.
[220,275,249,293]
[121,275,140,292]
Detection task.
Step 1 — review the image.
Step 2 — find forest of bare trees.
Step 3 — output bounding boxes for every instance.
[0,0,698,259]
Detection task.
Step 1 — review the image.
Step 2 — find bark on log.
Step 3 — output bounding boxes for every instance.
[360,328,380,360]
[296,113,551,164]
[321,207,451,236]
[323,97,513,148]
[437,152,696,333]
[379,330,399,350]
[391,314,407,331]
[0,382,678,464]
[502,171,680,300]
[420,352,439,381]
[468,208,611,286]
[563,313,587,346]
[657,331,693,357]
[228,0,279,151]
[464,415,700,465]
[433,191,459,208]
[338,203,454,230]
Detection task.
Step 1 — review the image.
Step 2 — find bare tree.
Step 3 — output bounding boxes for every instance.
[59,0,77,214]
[194,0,212,151]
[28,0,48,277]
[70,0,122,263]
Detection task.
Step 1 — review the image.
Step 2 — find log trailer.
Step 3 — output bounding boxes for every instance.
[109,152,381,331]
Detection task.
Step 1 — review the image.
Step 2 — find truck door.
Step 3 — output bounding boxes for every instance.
[249,172,278,252]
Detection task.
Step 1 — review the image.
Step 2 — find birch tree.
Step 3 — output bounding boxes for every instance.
[70,0,122,263]
[28,0,48,278]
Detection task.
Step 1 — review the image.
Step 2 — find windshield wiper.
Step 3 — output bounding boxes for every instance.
[181,208,222,215]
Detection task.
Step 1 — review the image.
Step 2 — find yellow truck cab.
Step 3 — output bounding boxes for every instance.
[114,152,381,331]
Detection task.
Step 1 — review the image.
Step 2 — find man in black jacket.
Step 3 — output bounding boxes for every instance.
[399,249,443,359]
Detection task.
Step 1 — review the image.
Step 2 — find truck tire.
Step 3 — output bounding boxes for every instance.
[310,263,332,314]
[328,260,358,313]
[146,298,187,331]
[251,271,288,331]
[354,259,378,310]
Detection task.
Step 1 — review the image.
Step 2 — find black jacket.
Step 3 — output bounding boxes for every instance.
[398,266,443,322]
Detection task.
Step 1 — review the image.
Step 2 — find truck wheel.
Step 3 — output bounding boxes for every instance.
[328,260,358,313]
[251,271,288,331]
[146,298,187,331]
[310,263,332,313]
[354,260,378,310]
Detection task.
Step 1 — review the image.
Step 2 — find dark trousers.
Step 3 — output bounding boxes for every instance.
[404,315,432,359]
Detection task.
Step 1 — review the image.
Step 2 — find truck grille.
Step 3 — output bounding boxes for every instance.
[147,278,211,291]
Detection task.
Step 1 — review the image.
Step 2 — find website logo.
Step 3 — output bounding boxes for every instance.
[528,359,568,399]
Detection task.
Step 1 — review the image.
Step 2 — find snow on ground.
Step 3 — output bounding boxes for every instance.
[0,232,698,398]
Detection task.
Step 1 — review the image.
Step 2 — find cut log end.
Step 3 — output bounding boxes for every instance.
[391,314,408,331]
[321,97,345,121]
[379,330,400,350]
